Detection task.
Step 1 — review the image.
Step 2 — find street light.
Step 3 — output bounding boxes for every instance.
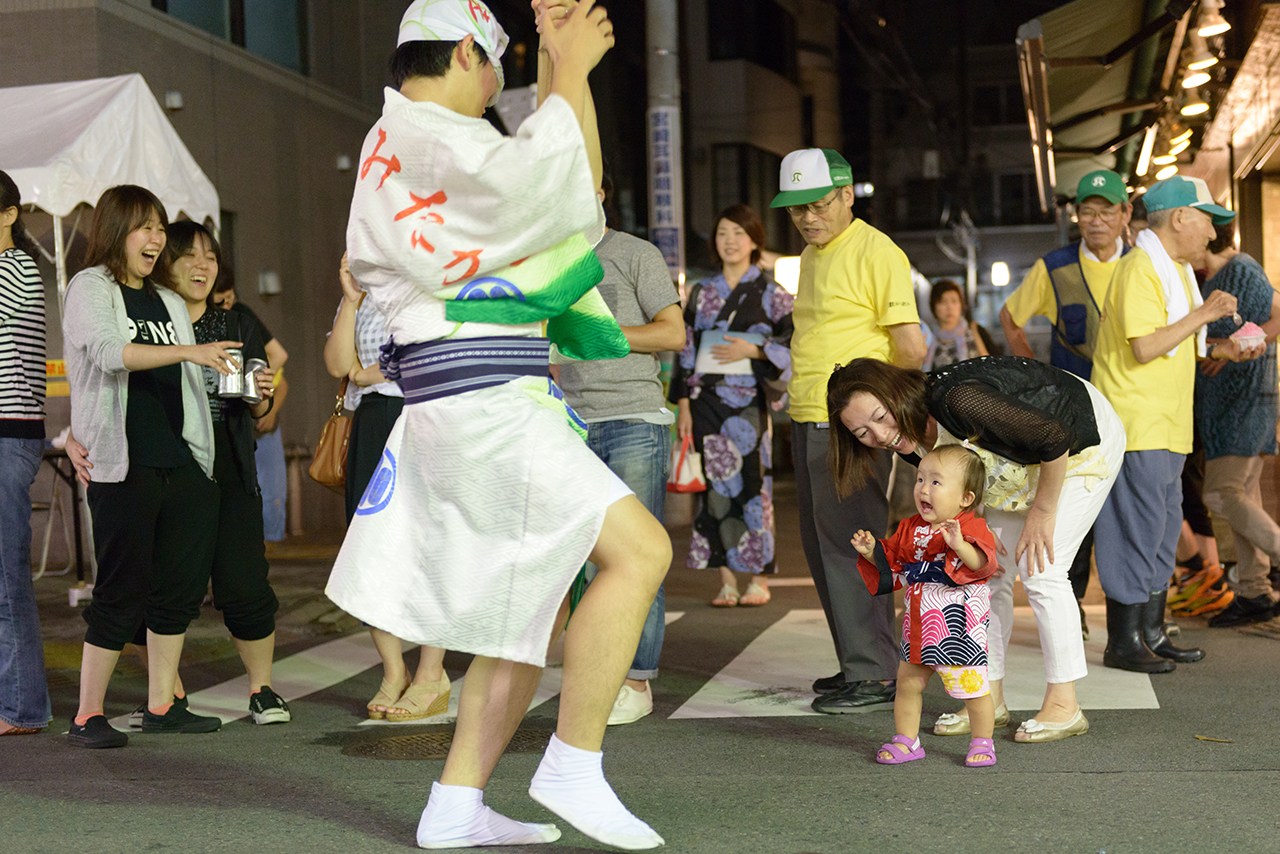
[1197,0,1231,37]
[773,256,801,295]
[991,262,1010,287]
[1181,89,1210,116]
[1186,34,1219,70]
[1181,69,1211,88]
[1136,124,1158,176]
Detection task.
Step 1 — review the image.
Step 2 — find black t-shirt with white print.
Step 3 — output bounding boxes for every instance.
[121,285,191,467]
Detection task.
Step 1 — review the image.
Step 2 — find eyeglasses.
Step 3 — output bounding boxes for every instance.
[786,193,840,217]
[1076,206,1122,223]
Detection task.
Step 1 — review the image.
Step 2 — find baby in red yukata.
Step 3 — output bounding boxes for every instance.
[852,444,999,767]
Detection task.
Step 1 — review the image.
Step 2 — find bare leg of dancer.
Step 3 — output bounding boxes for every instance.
[531,495,670,850]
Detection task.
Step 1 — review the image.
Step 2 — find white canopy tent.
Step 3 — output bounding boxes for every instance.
[0,73,220,308]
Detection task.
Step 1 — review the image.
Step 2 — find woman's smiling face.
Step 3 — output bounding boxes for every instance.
[123,209,166,287]
[839,391,918,455]
[169,232,219,305]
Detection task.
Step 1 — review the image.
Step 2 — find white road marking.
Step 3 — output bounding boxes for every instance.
[670,605,1157,719]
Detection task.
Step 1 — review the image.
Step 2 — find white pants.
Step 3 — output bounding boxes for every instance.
[984,381,1125,685]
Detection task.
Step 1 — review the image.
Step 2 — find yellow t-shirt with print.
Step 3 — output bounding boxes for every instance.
[1090,248,1197,453]
[1002,246,1119,326]
[788,220,920,423]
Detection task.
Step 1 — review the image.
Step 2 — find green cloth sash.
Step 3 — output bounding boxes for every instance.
[440,233,630,361]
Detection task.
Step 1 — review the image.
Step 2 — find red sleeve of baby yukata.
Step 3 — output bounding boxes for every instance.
[944,511,999,584]
[857,518,911,596]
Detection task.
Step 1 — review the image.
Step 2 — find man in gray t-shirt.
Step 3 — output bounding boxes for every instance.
[558,227,684,725]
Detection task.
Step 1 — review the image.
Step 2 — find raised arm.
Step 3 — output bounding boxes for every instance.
[536,0,608,190]
[1130,289,1236,364]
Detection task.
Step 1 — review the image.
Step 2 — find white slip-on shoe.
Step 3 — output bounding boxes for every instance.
[607,683,653,726]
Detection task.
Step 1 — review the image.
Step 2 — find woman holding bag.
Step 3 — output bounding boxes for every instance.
[324,254,449,721]
[670,204,794,606]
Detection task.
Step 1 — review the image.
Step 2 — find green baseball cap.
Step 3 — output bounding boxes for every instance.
[770,148,853,208]
[1075,169,1128,206]
[1143,175,1236,225]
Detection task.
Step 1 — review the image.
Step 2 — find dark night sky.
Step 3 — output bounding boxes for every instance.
[888,0,1066,71]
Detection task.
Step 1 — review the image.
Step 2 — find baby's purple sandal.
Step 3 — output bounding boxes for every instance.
[876,734,926,765]
[965,737,997,767]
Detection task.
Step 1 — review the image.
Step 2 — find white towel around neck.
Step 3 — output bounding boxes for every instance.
[1135,228,1206,358]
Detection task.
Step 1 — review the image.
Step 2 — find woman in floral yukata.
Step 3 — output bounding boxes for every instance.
[672,204,794,607]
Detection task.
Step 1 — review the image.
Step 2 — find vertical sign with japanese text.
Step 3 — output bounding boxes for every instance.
[647,105,685,281]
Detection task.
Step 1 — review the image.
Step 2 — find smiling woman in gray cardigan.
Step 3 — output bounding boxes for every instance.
[62,185,241,749]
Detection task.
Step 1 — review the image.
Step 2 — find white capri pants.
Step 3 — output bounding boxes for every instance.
[983,381,1125,685]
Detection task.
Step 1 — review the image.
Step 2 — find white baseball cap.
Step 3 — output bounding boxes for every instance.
[770,148,853,208]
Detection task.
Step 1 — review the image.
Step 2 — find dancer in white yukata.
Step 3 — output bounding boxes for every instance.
[325,1,669,850]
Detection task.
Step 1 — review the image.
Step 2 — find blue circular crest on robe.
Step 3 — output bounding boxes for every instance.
[356,448,397,515]
[456,276,527,301]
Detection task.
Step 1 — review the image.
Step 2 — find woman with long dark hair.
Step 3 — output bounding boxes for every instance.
[0,170,50,735]
[62,185,239,747]
[828,356,1124,743]
[670,204,794,607]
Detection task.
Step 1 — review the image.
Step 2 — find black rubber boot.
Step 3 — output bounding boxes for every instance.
[1142,589,1205,662]
[1102,598,1176,673]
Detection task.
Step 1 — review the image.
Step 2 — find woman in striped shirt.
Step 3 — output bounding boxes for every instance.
[0,170,50,736]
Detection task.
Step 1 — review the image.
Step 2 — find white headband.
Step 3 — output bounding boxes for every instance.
[398,0,509,107]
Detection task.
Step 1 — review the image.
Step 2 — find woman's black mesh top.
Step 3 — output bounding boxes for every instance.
[924,356,1101,465]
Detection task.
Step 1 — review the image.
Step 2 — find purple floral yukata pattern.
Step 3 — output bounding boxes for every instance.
[670,265,794,574]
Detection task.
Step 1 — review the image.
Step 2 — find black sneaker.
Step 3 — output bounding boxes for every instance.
[811,679,896,714]
[130,694,188,729]
[249,686,291,725]
[812,672,847,694]
[1208,594,1277,628]
[68,715,128,749]
[141,704,221,734]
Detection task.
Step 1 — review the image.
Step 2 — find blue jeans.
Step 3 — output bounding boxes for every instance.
[255,427,286,542]
[585,420,669,681]
[0,437,51,728]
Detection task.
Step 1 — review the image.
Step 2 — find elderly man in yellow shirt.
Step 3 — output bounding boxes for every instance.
[769,148,927,713]
[1091,176,1261,674]
[1000,169,1131,379]
[999,169,1131,634]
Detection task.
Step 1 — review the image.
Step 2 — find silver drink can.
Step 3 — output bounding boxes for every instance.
[241,358,269,404]
[217,348,245,398]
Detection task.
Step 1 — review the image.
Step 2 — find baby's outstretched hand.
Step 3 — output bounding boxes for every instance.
[939,518,964,549]
[850,530,876,558]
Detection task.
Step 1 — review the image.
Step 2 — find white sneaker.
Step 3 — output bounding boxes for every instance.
[606,683,653,726]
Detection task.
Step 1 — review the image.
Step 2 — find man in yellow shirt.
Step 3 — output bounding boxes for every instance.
[769,148,926,713]
[999,169,1130,632]
[1000,169,1131,379]
[1091,176,1256,674]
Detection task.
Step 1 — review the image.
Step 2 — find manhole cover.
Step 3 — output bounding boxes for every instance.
[343,722,554,760]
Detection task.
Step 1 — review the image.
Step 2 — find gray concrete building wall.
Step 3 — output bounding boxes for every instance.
[681,0,841,261]
[1,0,403,536]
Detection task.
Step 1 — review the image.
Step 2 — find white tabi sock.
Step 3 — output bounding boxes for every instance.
[416,781,560,849]
[528,733,665,850]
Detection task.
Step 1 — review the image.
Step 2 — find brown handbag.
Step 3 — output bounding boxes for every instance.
[308,377,351,493]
